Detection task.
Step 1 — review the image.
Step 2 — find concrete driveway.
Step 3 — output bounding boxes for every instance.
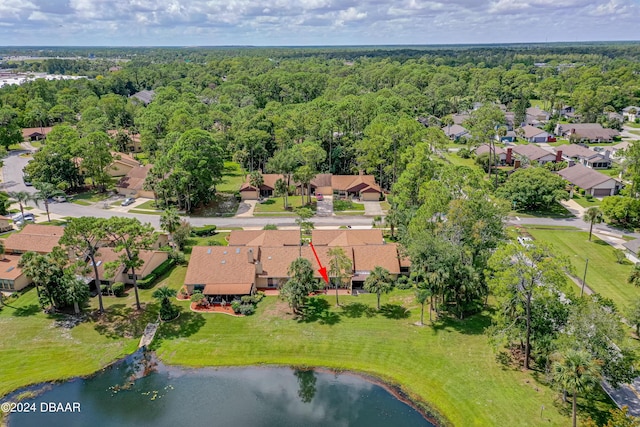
[362,201,383,217]
[316,195,333,217]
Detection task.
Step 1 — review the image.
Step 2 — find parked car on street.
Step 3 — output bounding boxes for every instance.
[12,213,35,222]
[121,197,136,206]
[52,196,67,203]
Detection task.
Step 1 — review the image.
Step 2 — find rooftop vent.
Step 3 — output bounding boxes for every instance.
[223,251,228,255]
[207,248,212,254]
[236,248,241,254]
[6,266,14,272]
[221,260,226,264]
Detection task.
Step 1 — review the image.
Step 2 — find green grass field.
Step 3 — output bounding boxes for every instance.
[523,227,638,311]
[217,161,246,193]
[1,267,615,426]
[333,199,364,211]
[254,196,316,213]
[443,153,478,168]
[570,194,601,209]
[511,203,573,219]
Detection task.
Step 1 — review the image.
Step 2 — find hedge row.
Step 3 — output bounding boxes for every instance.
[191,225,217,237]
[137,258,176,289]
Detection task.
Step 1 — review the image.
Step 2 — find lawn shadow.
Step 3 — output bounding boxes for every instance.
[379,303,410,320]
[94,303,160,340]
[11,304,40,317]
[261,199,275,205]
[340,302,377,318]
[151,310,206,348]
[299,297,341,325]
[429,309,494,336]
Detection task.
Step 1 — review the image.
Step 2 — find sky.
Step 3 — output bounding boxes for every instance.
[0,0,639,46]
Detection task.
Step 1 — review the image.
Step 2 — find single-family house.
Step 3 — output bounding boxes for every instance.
[90,248,169,285]
[108,152,141,177]
[496,130,516,143]
[116,164,154,199]
[240,173,383,202]
[228,230,300,247]
[107,130,143,153]
[508,145,558,166]
[442,124,469,141]
[623,106,640,123]
[21,127,53,142]
[1,224,64,255]
[557,164,622,197]
[554,123,619,143]
[519,125,553,143]
[312,229,385,246]
[130,90,155,105]
[184,246,258,297]
[526,107,550,125]
[553,144,611,169]
[451,113,470,125]
[622,239,640,264]
[475,144,507,165]
[0,254,30,292]
[612,141,632,159]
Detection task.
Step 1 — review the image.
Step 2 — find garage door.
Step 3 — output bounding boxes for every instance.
[593,188,612,197]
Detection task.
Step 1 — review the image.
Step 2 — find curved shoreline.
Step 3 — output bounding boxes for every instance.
[1,351,449,427]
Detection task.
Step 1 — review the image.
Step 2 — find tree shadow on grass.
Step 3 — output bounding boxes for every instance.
[94,303,160,340]
[151,310,206,348]
[379,303,410,320]
[340,302,377,318]
[11,304,40,317]
[429,309,494,336]
[299,297,341,325]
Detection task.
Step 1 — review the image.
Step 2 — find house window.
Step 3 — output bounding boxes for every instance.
[194,285,204,292]
[267,278,278,288]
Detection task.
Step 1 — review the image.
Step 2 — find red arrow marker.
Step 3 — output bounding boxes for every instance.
[309,242,329,284]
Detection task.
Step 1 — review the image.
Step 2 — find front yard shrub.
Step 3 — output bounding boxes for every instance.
[241,295,253,304]
[112,282,125,297]
[239,304,255,315]
[191,291,205,304]
[191,225,217,237]
[395,275,412,290]
[231,301,241,313]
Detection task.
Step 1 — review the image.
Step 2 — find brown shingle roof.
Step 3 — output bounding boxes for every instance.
[91,248,168,279]
[511,144,553,161]
[21,127,53,139]
[352,245,401,274]
[116,164,152,192]
[475,144,506,156]
[0,255,25,280]
[520,125,548,139]
[185,246,257,286]
[228,230,300,247]
[331,175,377,192]
[239,173,285,192]
[3,224,64,254]
[557,164,618,190]
[111,152,141,168]
[258,246,348,278]
[312,229,384,246]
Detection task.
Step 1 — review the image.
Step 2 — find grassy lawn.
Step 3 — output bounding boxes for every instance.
[151,291,612,426]
[135,200,161,210]
[443,153,478,168]
[629,130,640,137]
[523,227,638,311]
[333,200,364,211]
[69,190,111,205]
[626,122,640,129]
[546,138,570,147]
[380,200,391,211]
[570,194,601,209]
[217,161,246,193]
[511,203,573,219]
[183,233,230,254]
[254,196,316,213]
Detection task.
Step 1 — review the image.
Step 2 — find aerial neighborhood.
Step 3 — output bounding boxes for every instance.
[3,45,640,426]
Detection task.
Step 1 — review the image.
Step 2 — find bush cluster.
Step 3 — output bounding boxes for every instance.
[112,282,125,297]
[137,259,176,289]
[191,225,217,236]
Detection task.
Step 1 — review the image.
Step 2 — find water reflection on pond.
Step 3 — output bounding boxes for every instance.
[8,351,435,427]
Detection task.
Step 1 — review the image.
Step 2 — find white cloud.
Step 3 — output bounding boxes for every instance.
[0,0,638,45]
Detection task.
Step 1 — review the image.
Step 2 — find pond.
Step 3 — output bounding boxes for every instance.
[6,351,436,427]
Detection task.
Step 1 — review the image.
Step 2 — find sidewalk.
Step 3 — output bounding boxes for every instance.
[559,199,586,218]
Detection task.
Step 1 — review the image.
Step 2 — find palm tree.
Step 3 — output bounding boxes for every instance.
[160,207,180,243]
[628,263,640,288]
[274,178,288,209]
[8,191,33,224]
[583,207,603,242]
[152,286,178,321]
[552,350,602,427]
[249,171,264,196]
[328,247,352,306]
[364,266,393,310]
[33,182,65,222]
[65,274,90,315]
[415,287,431,326]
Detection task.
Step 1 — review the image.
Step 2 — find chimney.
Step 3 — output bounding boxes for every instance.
[506,148,512,165]
[604,150,611,160]
[255,261,263,274]
[247,248,254,263]
[555,150,563,163]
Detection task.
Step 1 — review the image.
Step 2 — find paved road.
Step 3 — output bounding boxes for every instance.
[1,150,35,195]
